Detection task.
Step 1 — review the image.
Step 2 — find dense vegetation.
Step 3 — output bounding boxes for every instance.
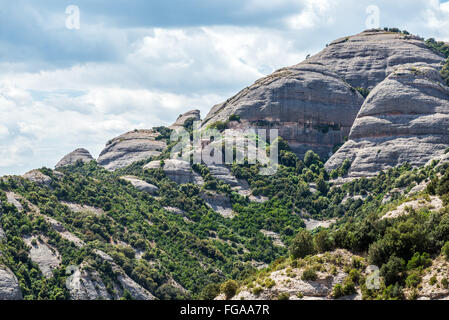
[2,134,448,300]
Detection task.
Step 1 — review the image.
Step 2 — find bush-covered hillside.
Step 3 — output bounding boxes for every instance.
[2,135,448,300]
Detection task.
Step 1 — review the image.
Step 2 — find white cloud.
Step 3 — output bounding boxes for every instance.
[1,0,449,175]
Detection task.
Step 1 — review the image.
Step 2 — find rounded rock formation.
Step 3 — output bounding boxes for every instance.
[55,148,94,168]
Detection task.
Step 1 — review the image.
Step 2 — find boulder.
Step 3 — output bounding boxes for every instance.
[55,148,94,168]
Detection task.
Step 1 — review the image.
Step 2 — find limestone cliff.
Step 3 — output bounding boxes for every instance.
[202,29,445,160]
[326,64,449,178]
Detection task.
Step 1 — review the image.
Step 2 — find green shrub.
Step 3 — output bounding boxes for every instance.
[343,280,356,296]
[221,280,239,299]
[349,269,361,284]
[355,87,370,98]
[208,120,228,131]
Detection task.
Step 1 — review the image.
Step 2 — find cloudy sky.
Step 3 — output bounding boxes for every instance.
[1,0,449,175]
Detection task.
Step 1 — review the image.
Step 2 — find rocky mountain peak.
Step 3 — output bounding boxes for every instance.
[55,148,94,169]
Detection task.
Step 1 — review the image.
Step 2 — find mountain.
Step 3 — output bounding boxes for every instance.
[1,28,449,301]
[326,64,449,178]
[202,29,445,160]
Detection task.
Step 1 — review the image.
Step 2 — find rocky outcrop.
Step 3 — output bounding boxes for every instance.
[163,159,204,185]
[55,148,94,168]
[326,64,449,178]
[163,206,185,215]
[169,109,201,129]
[306,29,444,89]
[98,130,167,171]
[0,265,22,300]
[409,255,449,300]
[120,176,159,195]
[260,229,285,247]
[92,250,156,300]
[202,30,445,160]
[6,192,85,248]
[22,170,52,187]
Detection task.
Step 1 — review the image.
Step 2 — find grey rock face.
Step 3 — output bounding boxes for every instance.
[163,159,204,185]
[326,64,449,178]
[61,201,105,216]
[98,130,167,171]
[0,226,5,241]
[203,63,364,159]
[55,148,94,168]
[200,191,234,218]
[120,176,159,195]
[202,30,445,160]
[0,265,22,300]
[169,109,201,129]
[22,170,52,187]
[207,164,267,202]
[207,165,240,187]
[307,29,445,89]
